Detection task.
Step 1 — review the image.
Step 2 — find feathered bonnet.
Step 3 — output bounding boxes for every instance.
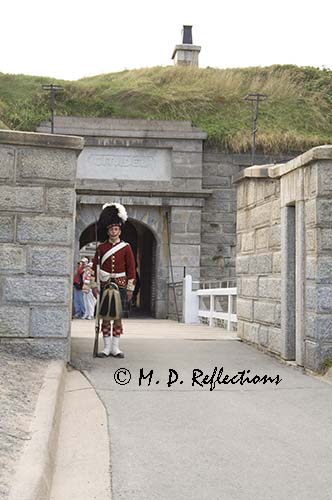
[97,203,128,242]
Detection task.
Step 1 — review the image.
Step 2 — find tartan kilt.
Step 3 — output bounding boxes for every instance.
[99,282,129,319]
[119,286,129,319]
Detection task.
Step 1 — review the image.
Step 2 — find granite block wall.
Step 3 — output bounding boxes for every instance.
[304,159,332,369]
[236,146,332,371]
[236,176,281,355]
[201,150,239,280]
[0,130,83,359]
[201,148,294,282]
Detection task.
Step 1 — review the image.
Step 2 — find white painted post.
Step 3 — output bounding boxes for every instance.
[227,293,232,331]
[209,294,214,327]
[182,275,199,324]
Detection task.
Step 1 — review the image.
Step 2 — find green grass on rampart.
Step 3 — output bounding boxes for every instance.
[0,64,332,153]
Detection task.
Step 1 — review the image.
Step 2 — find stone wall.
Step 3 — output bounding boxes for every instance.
[236,146,332,371]
[0,130,83,359]
[236,175,281,355]
[301,153,332,369]
[201,148,295,281]
[201,149,238,280]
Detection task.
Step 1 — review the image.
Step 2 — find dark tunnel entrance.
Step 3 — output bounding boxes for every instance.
[79,219,157,317]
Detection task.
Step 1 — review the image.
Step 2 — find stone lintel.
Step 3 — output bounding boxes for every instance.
[77,193,209,208]
[76,185,212,199]
[84,136,203,152]
[37,117,207,140]
[0,129,84,152]
[40,127,207,141]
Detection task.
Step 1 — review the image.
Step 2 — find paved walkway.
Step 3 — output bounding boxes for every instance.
[52,318,332,500]
[71,317,239,340]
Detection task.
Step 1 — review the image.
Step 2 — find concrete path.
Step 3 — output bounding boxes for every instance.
[62,319,332,500]
[50,369,111,500]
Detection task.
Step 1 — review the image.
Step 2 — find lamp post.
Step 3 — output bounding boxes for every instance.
[244,93,267,165]
[42,84,63,133]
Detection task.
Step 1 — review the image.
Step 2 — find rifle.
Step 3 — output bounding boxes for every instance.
[93,226,101,357]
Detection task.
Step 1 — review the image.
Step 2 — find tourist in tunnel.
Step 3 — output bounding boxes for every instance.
[73,259,87,319]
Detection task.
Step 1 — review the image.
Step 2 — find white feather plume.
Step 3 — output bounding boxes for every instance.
[102,202,128,222]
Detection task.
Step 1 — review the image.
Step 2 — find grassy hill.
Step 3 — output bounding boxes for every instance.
[0,65,332,153]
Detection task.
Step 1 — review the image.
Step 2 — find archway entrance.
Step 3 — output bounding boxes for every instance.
[79,219,157,317]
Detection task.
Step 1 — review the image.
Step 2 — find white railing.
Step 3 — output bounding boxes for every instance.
[182,275,237,331]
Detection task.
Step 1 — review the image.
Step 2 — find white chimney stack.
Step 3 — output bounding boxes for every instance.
[172,25,201,67]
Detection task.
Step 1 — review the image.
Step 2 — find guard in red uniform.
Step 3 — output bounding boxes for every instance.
[92,203,136,358]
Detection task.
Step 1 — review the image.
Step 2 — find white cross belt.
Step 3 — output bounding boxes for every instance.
[99,270,126,282]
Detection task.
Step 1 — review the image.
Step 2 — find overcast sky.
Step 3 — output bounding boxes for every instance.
[1,0,331,80]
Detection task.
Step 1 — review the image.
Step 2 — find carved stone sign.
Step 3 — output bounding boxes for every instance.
[77,146,171,181]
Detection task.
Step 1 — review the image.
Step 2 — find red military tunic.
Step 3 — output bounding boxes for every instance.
[92,240,136,290]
